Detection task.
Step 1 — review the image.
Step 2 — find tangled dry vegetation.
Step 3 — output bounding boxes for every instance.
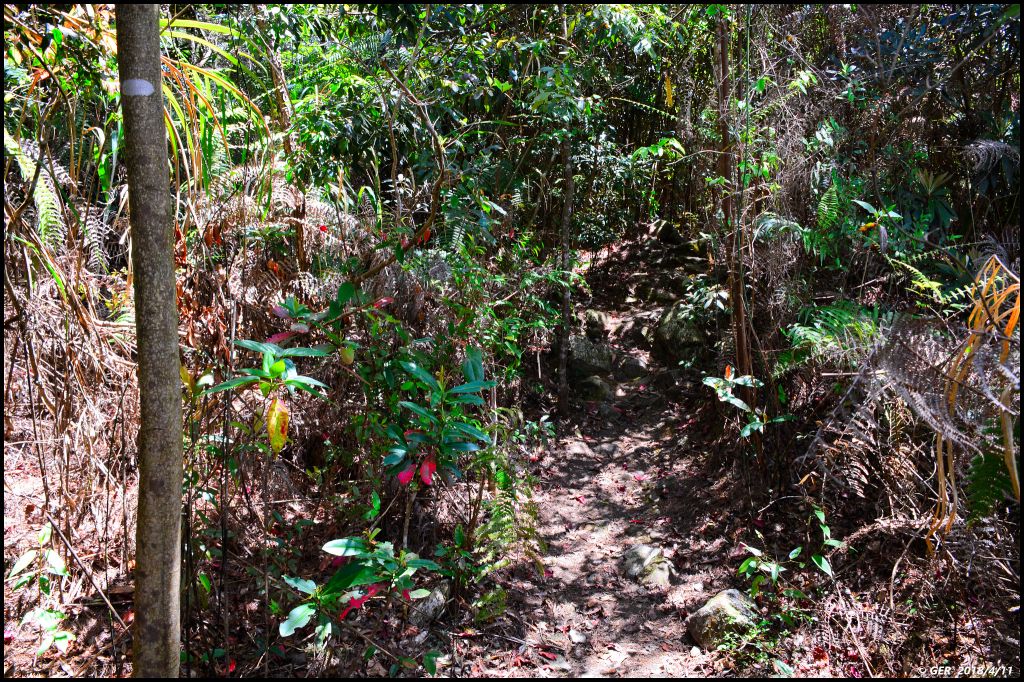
[4,3,1021,678]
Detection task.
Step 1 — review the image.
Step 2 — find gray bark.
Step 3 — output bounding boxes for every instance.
[116,5,184,677]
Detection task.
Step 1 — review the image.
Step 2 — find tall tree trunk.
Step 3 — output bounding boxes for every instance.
[116,5,184,677]
[717,13,755,413]
[556,5,575,417]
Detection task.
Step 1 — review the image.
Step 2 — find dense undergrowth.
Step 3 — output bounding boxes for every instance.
[3,3,1020,677]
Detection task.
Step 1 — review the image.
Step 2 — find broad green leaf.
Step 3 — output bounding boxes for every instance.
[279,603,316,637]
[52,630,75,653]
[400,362,440,391]
[399,401,438,423]
[44,549,68,577]
[335,282,357,306]
[450,422,489,442]
[406,558,441,571]
[279,346,331,358]
[812,554,833,578]
[322,537,368,557]
[283,575,317,595]
[284,379,326,399]
[449,394,485,406]
[448,380,496,395]
[323,562,377,596]
[383,451,407,467]
[423,650,441,674]
[7,550,37,579]
[235,339,283,356]
[205,375,260,395]
[445,441,480,452]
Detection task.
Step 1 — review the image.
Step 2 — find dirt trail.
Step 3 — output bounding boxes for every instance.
[485,241,749,677]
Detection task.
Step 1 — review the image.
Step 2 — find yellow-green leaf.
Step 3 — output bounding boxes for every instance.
[266,397,289,455]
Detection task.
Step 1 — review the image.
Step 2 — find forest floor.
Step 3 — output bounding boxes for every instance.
[450,239,765,677]
[4,234,1019,678]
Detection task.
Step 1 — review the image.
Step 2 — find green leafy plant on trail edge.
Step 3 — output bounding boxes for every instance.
[703,370,792,439]
[738,506,845,620]
[278,531,441,673]
[386,347,494,487]
[5,523,75,655]
[726,508,848,675]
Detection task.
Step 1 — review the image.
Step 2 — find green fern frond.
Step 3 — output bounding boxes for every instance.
[817,183,840,231]
[777,301,884,375]
[753,212,802,242]
[887,255,974,307]
[4,128,66,248]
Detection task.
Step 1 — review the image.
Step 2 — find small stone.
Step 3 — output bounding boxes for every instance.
[690,646,702,657]
[584,309,612,340]
[685,589,757,649]
[616,355,649,380]
[410,581,451,627]
[621,544,675,589]
[569,629,588,644]
[577,375,612,401]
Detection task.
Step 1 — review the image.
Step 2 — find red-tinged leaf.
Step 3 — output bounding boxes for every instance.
[272,305,290,318]
[538,651,557,661]
[402,589,411,601]
[340,586,378,620]
[331,556,347,568]
[629,518,644,524]
[4,628,14,644]
[753,517,766,528]
[420,456,437,485]
[724,364,733,379]
[575,495,587,504]
[267,331,296,344]
[319,224,328,233]
[227,659,237,673]
[373,297,394,308]
[397,465,415,486]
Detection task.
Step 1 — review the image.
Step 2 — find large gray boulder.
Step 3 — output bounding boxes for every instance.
[567,335,614,378]
[685,589,757,649]
[653,302,706,363]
